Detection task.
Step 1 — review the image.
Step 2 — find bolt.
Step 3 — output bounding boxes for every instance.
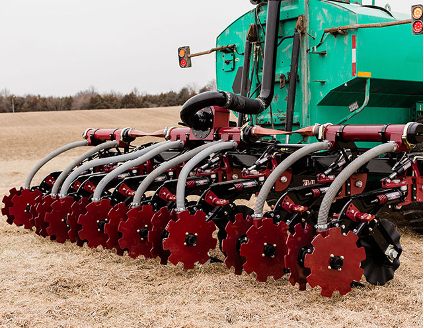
[280,176,288,183]
[185,232,189,235]
[330,254,334,258]
[232,174,239,180]
[262,253,265,257]
[340,256,344,260]
[328,266,332,270]
[369,227,373,232]
[355,181,363,188]
[184,242,187,246]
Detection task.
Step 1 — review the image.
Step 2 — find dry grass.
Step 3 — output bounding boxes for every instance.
[0,108,422,328]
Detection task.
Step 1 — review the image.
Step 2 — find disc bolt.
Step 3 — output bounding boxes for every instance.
[185,233,197,247]
[329,255,344,270]
[137,227,149,240]
[263,243,277,258]
[280,176,287,183]
[355,181,363,188]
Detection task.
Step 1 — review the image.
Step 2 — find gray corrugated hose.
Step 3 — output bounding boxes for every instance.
[51,141,119,196]
[59,141,167,197]
[254,141,332,217]
[316,141,398,231]
[92,140,184,202]
[24,140,89,189]
[175,140,237,212]
[131,142,219,207]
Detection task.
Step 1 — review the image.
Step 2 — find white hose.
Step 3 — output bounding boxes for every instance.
[254,141,332,217]
[59,142,167,197]
[92,140,184,202]
[51,141,119,196]
[25,140,89,189]
[316,141,397,231]
[131,142,219,207]
[175,140,237,212]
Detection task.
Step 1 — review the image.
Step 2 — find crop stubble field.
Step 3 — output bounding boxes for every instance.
[0,107,422,328]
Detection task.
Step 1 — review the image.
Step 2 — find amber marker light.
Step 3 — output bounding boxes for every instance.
[413,6,423,19]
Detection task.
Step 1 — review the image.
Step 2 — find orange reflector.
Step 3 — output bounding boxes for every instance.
[179,48,185,57]
[413,6,423,19]
[357,71,372,78]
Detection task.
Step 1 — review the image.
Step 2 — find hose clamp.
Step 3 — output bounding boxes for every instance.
[121,127,134,144]
[251,213,263,219]
[316,223,328,231]
[317,123,332,141]
[82,128,95,140]
[402,122,414,149]
[164,126,177,141]
[175,207,186,214]
[223,92,232,108]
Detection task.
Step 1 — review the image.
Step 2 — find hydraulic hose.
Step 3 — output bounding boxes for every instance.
[131,142,219,207]
[180,0,281,129]
[92,140,184,202]
[254,141,332,217]
[25,140,89,189]
[59,142,167,197]
[316,141,398,231]
[51,141,119,196]
[175,140,238,212]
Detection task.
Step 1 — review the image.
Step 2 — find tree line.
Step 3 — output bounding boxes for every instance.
[0,81,216,113]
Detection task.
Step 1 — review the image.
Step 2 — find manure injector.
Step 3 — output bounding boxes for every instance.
[2,0,423,297]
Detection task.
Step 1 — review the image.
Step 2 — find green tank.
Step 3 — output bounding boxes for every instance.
[215,0,423,143]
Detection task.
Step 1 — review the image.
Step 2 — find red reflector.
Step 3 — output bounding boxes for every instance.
[413,21,423,33]
[180,59,187,67]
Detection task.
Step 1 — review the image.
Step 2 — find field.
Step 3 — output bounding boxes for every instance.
[0,107,422,328]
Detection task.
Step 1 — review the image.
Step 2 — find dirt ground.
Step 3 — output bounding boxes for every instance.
[0,108,422,328]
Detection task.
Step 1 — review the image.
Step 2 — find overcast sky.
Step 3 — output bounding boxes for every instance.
[0,0,420,97]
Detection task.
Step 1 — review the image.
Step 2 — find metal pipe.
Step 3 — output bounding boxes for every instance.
[238,38,253,127]
[188,45,236,58]
[286,31,301,132]
[175,141,237,212]
[51,141,119,196]
[316,142,398,231]
[92,141,184,202]
[24,140,89,189]
[324,19,412,34]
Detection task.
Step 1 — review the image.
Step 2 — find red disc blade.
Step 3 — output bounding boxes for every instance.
[118,205,155,259]
[163,210,217,270]
[104,202,128,255]
[9,189,43,229]
[240,217,289,282]
[78,199,112,249]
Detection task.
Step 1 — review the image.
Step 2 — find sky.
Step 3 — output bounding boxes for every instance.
[0,0,420,97]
